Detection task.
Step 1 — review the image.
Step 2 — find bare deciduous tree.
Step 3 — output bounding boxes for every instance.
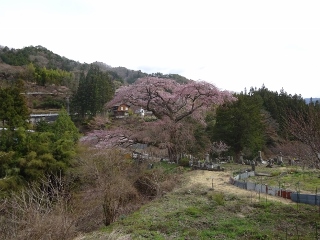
[285,106,320,166]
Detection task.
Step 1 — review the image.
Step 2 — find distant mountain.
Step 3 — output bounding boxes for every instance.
[0,45,83,71]
[0,45,190,86]
[304,98,320,104]
[0,45,143,84]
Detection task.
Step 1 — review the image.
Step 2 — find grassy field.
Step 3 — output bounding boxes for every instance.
[78,163,320,239]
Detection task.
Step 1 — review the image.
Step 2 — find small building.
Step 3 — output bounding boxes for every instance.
[29,113,59,124]
[134,107,154,118]
[110,104,130,118]
[135,107,145,117]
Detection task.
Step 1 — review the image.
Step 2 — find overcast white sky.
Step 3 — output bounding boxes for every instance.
[1,0,320,98]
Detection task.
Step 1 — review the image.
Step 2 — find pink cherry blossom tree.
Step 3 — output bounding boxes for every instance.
[107,77,235,123]
[211,141,230,158]
[92,77,236,162]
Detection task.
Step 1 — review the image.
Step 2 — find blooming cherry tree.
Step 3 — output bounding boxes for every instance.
[211,141,230,158]
[89,77,236,161]
[107,77,235,123]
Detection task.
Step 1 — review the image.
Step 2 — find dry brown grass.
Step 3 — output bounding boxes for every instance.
[184,169,294,204]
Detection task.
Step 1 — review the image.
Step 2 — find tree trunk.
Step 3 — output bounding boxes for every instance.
[168,146,179,163]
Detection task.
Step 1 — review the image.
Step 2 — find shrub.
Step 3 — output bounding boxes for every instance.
[208,192,225,206]
[179,157,190,167]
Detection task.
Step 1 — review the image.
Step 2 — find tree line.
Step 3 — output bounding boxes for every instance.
[25,63,74,86]
[0,45,83,71]
[208,85,320,163]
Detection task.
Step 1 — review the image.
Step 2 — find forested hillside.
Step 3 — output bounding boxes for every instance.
[0,45,189,87]
[0,45,190,114]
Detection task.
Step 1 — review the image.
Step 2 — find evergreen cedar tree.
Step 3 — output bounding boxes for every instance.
[71,64,115,118]
[0,107,79,189]
[207,93,265,160]
[83,77,236,161]
[0,82,29,129]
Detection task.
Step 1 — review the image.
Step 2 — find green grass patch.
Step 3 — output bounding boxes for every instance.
[154,161,188,175]
[185,206,202,217]
[251,166,320,193]
[109,185,320,239]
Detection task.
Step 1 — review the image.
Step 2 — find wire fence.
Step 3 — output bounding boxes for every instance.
[230,171,320,205]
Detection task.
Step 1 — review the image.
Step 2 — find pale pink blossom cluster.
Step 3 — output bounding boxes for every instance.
[211,141,230,157]
[106,77,236,123]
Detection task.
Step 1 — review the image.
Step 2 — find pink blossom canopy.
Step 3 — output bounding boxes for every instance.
[106,77,236,122]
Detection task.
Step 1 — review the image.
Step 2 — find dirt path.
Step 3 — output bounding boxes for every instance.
[184,169,293,204]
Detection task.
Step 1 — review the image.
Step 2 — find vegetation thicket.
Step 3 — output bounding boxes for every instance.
[0,107,79,194]
[0,146,184,240]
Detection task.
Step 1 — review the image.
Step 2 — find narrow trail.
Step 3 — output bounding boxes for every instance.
[184,169,294,205]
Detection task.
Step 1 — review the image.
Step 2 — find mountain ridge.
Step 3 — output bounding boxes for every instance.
[304,98,320,104]
[0,45,190,86]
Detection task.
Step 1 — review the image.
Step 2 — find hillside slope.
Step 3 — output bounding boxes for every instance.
[76,167,310,240]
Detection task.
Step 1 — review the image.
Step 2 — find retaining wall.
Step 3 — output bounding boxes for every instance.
[291,193,320,205]
[230,171,319,205]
